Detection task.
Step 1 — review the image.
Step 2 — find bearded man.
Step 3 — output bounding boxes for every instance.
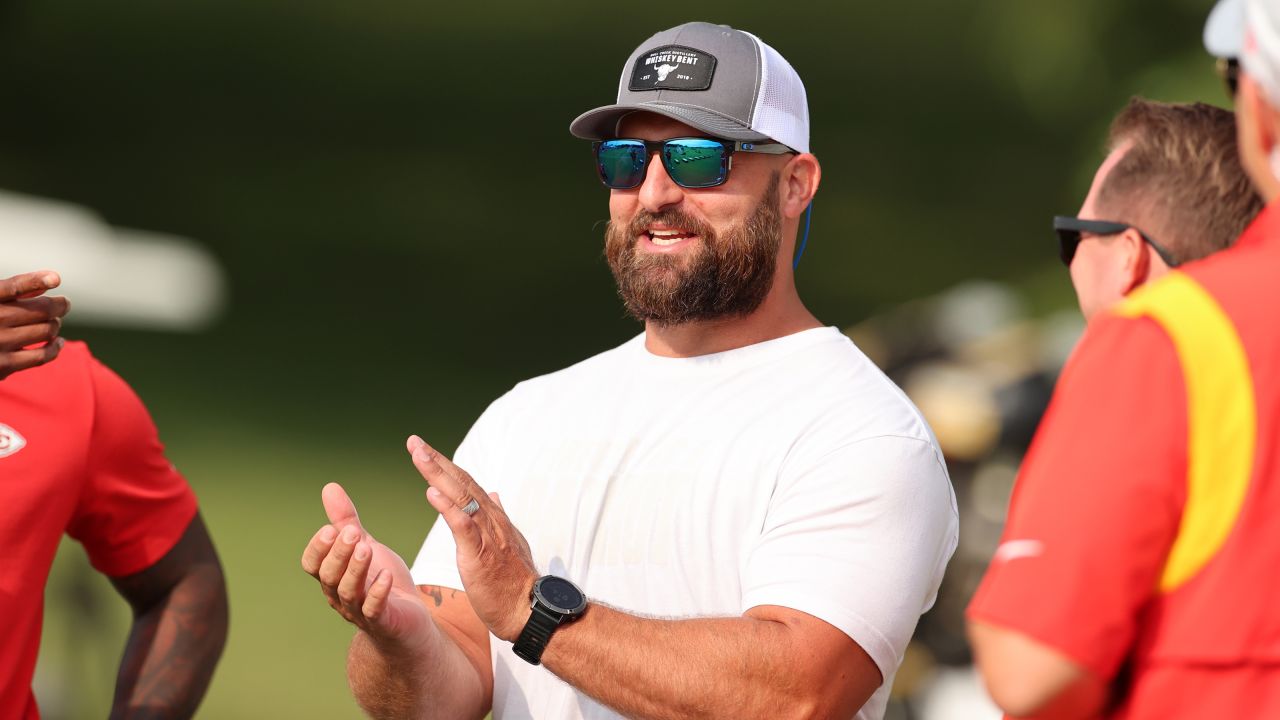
[302,22,957,720]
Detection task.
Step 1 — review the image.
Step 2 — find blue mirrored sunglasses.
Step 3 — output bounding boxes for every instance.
[592,137,794,189]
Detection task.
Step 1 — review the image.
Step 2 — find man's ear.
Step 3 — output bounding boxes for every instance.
[782,154,821,219]
[1119,228,1152,294]
[1238,76,1280,202]
[1245,77,1280,155]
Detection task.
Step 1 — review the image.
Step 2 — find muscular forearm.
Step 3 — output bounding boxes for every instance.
[540,604,870,720]
[347,617,489,720]
[111,563,228,719]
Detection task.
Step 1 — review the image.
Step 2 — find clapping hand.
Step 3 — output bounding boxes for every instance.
[301,483,435,651]
[407,435,539,643]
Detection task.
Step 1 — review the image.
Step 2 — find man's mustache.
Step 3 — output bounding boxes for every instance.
[627,210,716,239]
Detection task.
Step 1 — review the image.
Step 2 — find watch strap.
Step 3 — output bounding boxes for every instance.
[512,604,562,665]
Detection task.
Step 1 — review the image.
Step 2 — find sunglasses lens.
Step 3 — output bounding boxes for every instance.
[1220,58,1240,98]
[597,140,647,188]
[1056,229,1080,266]
[663,139,728,188]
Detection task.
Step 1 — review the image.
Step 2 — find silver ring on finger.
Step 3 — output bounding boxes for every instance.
[461,498,480,516]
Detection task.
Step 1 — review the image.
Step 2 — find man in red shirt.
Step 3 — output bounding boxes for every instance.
[0,273,228,718]
[967,6,1280,717]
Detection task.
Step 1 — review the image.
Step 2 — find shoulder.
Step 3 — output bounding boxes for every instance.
[457,335,642,443]
[790,329,942,448]
[0,339,95,403]
[53,338,94,367]
[1068,305,1181,388]
[769,331,951,499]
[500,334,643,404]
[1044,312,1183,444]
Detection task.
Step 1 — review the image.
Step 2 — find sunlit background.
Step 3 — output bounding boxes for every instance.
[1,0,1228,717]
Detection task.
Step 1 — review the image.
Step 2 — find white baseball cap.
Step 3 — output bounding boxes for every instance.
[1205,0,1245,58]
[1242,0,1280,102]
[569,22,811,153]
[1207,0,1280,102]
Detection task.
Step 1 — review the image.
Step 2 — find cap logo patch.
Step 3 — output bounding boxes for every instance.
[629,45,716,91]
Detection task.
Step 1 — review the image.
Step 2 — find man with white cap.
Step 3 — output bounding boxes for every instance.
[302,22,957,720]
[967,2,1280,717]
[1220,0,1280,201]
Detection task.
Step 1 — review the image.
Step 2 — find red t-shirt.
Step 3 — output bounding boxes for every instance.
[968,203,1280,718]
[0,341,197,720]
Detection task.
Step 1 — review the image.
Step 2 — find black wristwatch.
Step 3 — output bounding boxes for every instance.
[512,575,587,665]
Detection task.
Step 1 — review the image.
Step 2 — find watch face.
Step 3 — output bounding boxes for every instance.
[535,576,587,615]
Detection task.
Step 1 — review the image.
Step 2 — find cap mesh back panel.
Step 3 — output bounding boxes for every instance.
[746,33,810,153]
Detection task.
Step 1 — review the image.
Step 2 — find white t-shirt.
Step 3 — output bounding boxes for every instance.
[411,327,958,720]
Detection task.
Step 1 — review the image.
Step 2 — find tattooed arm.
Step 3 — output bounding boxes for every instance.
[342,583,491,720]
[108,513,228,720]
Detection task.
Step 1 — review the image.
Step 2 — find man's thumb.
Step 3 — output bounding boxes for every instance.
[322,482,362,530]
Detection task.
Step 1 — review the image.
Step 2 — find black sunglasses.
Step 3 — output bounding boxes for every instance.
[592,137,794,189]
[1053,216,1181,268]
[1217,57,1240,98]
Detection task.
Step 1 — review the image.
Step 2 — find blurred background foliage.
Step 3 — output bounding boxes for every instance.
[0,0,1228,716]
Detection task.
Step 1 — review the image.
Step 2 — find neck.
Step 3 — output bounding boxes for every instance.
[642,278,821,358]
[1260,177,1280,205]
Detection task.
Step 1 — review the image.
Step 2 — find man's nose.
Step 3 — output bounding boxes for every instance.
[637,152,684,213]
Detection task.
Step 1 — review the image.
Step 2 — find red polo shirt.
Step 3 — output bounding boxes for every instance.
[0,341,196,720]
[969,202,1280,718]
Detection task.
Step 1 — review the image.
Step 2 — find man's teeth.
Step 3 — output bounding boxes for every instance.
[649,230,693,246]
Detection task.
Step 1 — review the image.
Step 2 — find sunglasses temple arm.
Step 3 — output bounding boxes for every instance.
[793,201,813,270]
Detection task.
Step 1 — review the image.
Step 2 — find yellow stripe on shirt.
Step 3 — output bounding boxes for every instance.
[1114,271,1256,593]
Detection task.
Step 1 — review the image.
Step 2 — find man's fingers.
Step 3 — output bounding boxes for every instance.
[0,320,62,351]
[318,524,361,587]
[321,482,364,532]
[0,296,71,327]
[0,338,63,380]
[414,436,472,487]
[0,271,59,301]
[362,569,393,620]
[337,541,373,607]
[408,435,487,514]
[426,485,483,553]
[301,525,338,576]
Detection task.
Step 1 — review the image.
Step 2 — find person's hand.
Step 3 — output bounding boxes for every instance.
[407,435,538,643]
[301,483,434,651]
[0,270,70,380]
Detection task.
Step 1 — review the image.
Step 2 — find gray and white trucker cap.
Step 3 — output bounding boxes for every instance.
[569,22,810,153]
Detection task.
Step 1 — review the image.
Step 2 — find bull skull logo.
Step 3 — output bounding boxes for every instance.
[655,64,680,82]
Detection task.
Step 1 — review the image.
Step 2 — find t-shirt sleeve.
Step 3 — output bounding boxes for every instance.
[66,355,198,578]
[967,314,1187,679]
[410,393,510,589]
[740,432,959,682]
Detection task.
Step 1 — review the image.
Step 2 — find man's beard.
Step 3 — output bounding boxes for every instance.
[604,174,782,326]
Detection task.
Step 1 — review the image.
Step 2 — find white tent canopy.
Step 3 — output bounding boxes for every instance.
[0,190,225,332]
